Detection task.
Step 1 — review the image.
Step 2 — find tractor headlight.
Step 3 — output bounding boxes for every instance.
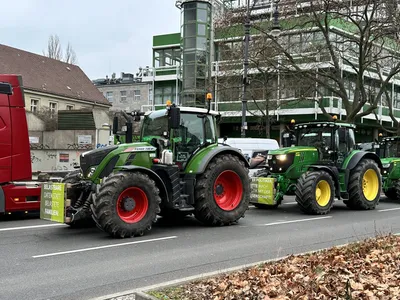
[276,154,287,161]
[383,163,390,169]
[267,155,273,160]
[88,167,97,177]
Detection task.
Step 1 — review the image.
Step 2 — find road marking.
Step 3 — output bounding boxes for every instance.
[0,223,65,232]
[262,216,332,226]
[32,235,178,258]
[239,216,332,228]
[283,202,297,205]
[378,207,400,212]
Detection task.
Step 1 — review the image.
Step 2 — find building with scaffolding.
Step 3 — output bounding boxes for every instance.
[140,0,400,143]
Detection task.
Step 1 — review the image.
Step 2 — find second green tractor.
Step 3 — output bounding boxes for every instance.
[250,120,383,214]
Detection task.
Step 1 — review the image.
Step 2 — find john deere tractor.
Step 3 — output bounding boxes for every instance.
[43,99,251,238]
[374,136,400,201]
[250,120,383,214]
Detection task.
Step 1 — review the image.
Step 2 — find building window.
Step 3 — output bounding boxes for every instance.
[134,90,141,101]
[30,99,39,112]
[120,91,127,103]
[66,105,74,110]
[154,48,181,67]
[49,102,57,118]
[105,91,114,103]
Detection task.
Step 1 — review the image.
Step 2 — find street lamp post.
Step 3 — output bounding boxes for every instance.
[241,0,280,138]
[241,0,252,138]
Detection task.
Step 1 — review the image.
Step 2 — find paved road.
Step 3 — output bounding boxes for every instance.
[1,196,400,300]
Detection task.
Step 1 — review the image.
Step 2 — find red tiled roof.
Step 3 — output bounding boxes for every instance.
[0,44,111,106]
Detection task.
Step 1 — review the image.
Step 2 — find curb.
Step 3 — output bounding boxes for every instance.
[134,291,158,300]
[95,239,367,300]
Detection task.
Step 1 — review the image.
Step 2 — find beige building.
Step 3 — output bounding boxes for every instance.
[94,72,152,112]
[0,44,113,172]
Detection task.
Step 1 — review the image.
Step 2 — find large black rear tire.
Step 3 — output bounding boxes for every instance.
[295,171,335,215]
[62,171,94,228]
[345,159,381,210]
[92,172,161,238]
[194,154,250,226]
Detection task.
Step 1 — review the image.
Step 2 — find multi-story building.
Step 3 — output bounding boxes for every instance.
[139,0,400,143]
[93,71,153,112]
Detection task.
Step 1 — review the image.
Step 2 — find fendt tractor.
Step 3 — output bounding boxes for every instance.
[42,95,251,238]
[250,118,383,215]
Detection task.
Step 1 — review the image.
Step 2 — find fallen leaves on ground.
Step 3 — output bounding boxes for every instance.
[149,234,400,300]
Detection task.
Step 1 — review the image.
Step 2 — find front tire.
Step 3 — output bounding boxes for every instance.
[92,172,161,238]
[295,171,335,215]
[345,159,381,210]
[194,154,250,226]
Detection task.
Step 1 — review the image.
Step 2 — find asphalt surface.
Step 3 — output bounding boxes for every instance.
[1,196,400,300]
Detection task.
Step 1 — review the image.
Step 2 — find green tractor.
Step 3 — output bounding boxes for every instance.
[375,136,400,200]
[47,101,251,238]
[250,120,383,214]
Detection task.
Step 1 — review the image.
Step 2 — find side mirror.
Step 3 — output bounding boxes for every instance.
[113,116,118,134]
[168,106,181,130]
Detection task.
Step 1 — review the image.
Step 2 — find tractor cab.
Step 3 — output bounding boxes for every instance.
[381,137,400,158]
[140,104,220,169]
[294,121,356,165]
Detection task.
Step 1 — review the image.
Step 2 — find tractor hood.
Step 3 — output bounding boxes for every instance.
[268,146,317,155]
[80,142,156,178]
[381,157,400,168]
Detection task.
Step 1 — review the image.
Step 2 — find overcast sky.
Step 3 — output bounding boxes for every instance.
[0,0,181,80]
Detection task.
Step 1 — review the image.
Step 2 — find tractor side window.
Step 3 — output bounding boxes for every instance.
[204,115,216,143]
[347,129,355,151]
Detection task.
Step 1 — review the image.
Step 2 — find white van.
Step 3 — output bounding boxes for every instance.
[218,137,279,160]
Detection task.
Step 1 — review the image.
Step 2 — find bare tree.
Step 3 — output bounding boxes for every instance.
[214,6,312,138]
[216,0,400,136]
[43,34,78,65]
[252,0,400,124]
[64,42,78,64]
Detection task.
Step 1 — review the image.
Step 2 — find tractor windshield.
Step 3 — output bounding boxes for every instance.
[384,140,400,157]
[297,127,333,148]
[141,113,168,140]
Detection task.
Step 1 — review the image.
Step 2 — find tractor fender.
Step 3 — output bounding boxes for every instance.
[194,146,250,174]
[346,151,383,171]
[307,165,341,198]
[116,166,169,202]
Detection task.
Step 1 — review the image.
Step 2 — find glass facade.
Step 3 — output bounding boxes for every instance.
[154,47,181,67]
[180,0,212,107]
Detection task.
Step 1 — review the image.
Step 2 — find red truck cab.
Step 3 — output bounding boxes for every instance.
[0,74,41,213]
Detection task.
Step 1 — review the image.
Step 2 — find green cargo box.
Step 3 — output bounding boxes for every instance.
[250,177,277,206]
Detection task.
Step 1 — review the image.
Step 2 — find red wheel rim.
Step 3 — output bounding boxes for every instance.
[213,170,243,211]
[117,187,148,223]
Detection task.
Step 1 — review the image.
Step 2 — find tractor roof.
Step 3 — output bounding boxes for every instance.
[294,121,356,129]
[145,106,220,118]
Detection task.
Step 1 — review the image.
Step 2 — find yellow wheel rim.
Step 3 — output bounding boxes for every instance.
[315,180,331,207]
[362,169,379,201]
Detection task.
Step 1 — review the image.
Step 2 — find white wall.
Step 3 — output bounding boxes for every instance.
[30,150,84,172]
